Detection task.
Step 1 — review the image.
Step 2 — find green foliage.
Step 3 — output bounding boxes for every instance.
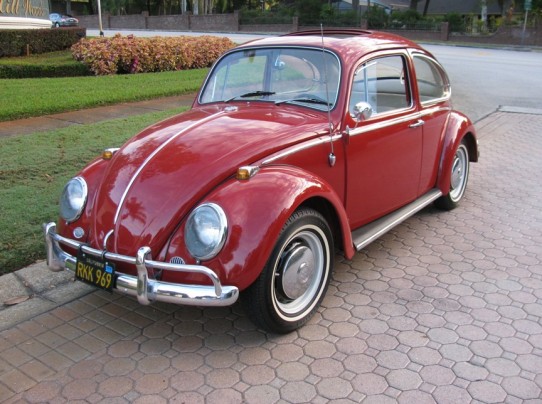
[295,0,323,25]
[0,69,207,121]
[0,51,90,78]
[0,28,85,58]
[71,34,235,75]
[0,107,187,274]
[239,8,294,24]
[443,12,465,33]
[0,63,90,79]
[391,9,422,25]
[366,6,390,29]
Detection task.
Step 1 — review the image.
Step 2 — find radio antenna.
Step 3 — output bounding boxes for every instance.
[320,24,336,167]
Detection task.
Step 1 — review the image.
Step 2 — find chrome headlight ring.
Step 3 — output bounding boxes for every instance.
[59,177,88,223]
[184,203,228,261]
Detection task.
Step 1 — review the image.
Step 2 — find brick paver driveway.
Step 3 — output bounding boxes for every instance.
[2,110,542,403]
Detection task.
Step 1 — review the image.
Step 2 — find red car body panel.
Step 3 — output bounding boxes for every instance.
[163,165,353,290]
[437,111,478,194]
[75,104,334,272]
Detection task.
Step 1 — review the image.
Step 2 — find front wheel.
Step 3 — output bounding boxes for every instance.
[435,140,470,211]
[242,208,333,333]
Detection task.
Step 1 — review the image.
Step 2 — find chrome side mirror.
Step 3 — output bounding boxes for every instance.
[353,102,373,122]
[274,57,285,70]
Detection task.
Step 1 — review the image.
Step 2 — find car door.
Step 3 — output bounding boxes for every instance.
[344,53,423,229]
[411,53,453,195]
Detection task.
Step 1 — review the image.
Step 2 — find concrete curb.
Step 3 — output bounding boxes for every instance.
[0,261,94,332]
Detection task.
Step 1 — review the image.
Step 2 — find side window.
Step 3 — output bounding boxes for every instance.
[350,55,410,117]
[413,56,450,103]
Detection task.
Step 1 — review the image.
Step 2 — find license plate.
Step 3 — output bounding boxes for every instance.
[75,251,115,291]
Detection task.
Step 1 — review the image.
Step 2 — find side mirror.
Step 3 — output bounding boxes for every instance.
[274,57,286,70]
[353,102,373,121]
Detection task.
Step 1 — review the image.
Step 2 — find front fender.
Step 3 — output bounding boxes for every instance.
[164,165,353,291]
[437,111,478,194]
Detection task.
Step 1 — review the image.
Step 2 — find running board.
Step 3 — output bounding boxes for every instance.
[352,189,442,251]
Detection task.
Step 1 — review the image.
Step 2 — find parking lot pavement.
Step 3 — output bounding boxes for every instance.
[1,108,542,403]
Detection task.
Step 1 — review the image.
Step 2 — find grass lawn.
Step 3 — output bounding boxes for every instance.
[0,106,188,275]
[0,68,207,121]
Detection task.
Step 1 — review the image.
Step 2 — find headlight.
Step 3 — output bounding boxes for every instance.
[59,177,87,223]
[184,203,227,261]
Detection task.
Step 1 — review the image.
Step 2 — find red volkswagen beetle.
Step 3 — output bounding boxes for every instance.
[45,29,478,333]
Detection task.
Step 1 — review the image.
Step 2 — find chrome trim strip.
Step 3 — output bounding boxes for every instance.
[419,105,450,117]
[352,189,443,251]
[114,111,226,224]
[348,106,450,137]
[103,229,114,250]
[262,133,342,166]
[43,222,239,307]
[348,112,422,137]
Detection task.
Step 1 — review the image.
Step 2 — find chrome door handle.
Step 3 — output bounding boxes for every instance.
[409,119,425,128]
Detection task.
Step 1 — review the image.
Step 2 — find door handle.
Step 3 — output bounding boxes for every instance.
[409,119,425,128]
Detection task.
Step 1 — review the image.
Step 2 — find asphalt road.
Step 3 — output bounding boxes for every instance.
[425,44,542,122]
[87,29,542,123]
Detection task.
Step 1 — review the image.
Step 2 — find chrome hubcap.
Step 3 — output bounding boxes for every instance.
[281,244,315,300]
[274,228,325,316]
[450,146,468,202]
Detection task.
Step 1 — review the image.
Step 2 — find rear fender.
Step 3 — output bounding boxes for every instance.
[437,111,478,194]
[165,166,353,291]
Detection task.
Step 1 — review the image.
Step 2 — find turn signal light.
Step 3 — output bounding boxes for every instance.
[102,148,120,160]
[236,166,259,180]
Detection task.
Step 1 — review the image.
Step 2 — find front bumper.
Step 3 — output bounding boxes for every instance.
[44,222,239,307]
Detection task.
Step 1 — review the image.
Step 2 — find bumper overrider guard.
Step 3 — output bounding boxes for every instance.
[44,222,239,307]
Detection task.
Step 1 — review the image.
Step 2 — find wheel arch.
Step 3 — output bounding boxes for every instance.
[437,111,478,194]
[299,195,348,256]
[195,165,354,291]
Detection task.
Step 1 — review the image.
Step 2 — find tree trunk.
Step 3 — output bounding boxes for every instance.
[423,0,430,16]
[352,0,359,15]
[409,0,418,11]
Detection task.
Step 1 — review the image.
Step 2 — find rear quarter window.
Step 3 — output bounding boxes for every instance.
[413,55,450,103]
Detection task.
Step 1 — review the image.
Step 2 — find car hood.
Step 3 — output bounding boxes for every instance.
[89,104,329,256]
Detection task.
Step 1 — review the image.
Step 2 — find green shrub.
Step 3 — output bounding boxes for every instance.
[239,9,294,24]
[71,34,235,75]
[444,13,466,33]
[366,6,390,29]
[0,28,86,58]
[0,62,90,78]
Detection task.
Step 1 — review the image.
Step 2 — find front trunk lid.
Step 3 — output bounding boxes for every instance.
[88,104,328,257]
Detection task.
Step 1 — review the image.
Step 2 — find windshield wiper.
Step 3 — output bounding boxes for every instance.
[275,97,331,107]
[225,91,276,103]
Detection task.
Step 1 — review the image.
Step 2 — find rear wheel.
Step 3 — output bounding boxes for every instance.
[243,208,333,333]
[435,140,470,211]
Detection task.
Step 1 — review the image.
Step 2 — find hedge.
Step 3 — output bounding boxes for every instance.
[0,63,91,79]
[0,27,86,58]
[71,34,236,75]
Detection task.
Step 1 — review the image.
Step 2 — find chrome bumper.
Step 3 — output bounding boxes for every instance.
[44,222,239,307]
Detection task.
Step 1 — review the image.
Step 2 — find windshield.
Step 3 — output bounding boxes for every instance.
[199,47,341,111]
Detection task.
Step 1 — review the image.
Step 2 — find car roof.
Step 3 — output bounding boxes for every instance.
[236,29,430,64]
